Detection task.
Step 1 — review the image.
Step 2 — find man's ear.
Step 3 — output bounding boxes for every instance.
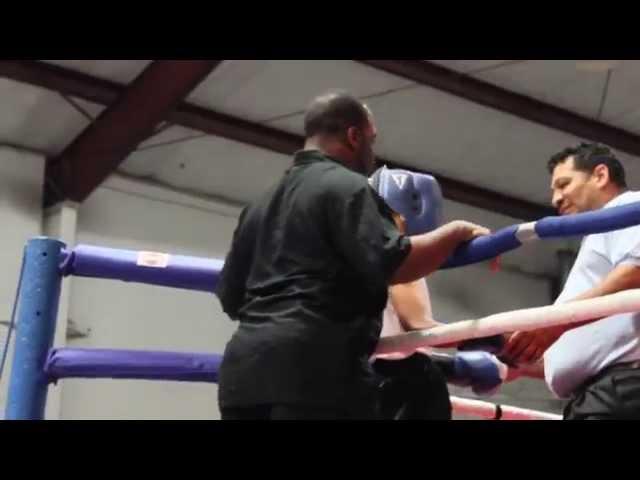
[346,126,361,150]
[593,163,610,188]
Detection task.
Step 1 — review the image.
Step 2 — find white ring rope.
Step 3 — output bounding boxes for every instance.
[376,289,640,355]
[450,396,562,420]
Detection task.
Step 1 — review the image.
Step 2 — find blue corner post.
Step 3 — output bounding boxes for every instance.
[5,237,66,420]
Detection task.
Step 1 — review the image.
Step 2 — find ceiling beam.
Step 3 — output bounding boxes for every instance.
[171,105,552,220]
[43,60,221,205]
[358,60,640,159]
[0,60,552,220]
[0,60,123,108]
[381,158,551,220]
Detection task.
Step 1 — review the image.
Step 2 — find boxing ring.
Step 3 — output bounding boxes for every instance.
[449,396,561,420]
[4,200,640,420]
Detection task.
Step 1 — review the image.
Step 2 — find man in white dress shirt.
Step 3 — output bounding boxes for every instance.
[502,142,640,419]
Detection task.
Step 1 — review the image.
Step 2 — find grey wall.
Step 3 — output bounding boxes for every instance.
[59,176,240,419]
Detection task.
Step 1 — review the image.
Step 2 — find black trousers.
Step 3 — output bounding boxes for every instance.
[221,404,357,420]
[373,353,452,420]
[564,362,640,420]
[220,353,452,420]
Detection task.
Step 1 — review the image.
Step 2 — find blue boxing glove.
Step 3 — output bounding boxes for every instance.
[432,351,507,397]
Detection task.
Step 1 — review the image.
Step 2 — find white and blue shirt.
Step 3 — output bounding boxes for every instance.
[544,191,640,398]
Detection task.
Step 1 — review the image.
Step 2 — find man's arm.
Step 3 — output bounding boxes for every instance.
[324,178,489,295]
[504,358,545,381]
[501,263,640,365]
[215,209,253,319]
[390,221,490,285]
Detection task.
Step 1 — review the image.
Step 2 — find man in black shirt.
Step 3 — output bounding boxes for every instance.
[216,90,489,419]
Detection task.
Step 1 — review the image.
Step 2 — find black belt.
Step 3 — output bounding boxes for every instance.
[604,360,640,373]
[576,360,640,394]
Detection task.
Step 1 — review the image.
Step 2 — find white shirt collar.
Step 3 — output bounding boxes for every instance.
[602,190,632,209]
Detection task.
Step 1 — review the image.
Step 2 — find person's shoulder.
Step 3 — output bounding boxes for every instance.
[585,191,640,252]
[238,184,278,222]
[606,190,640,207]
[319,163,371,198]
[620,190,640,205]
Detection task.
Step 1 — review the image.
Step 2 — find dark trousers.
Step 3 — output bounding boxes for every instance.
[373,353,452,420]
[221,404,357,420]
[220,353,452,420]
[564,362,640,420]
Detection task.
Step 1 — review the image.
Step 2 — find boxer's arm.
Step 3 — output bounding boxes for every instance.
[388,277,508,351]
[389,280,439,331]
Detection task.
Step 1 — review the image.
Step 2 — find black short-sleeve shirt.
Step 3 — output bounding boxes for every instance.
[216,150,411,411]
